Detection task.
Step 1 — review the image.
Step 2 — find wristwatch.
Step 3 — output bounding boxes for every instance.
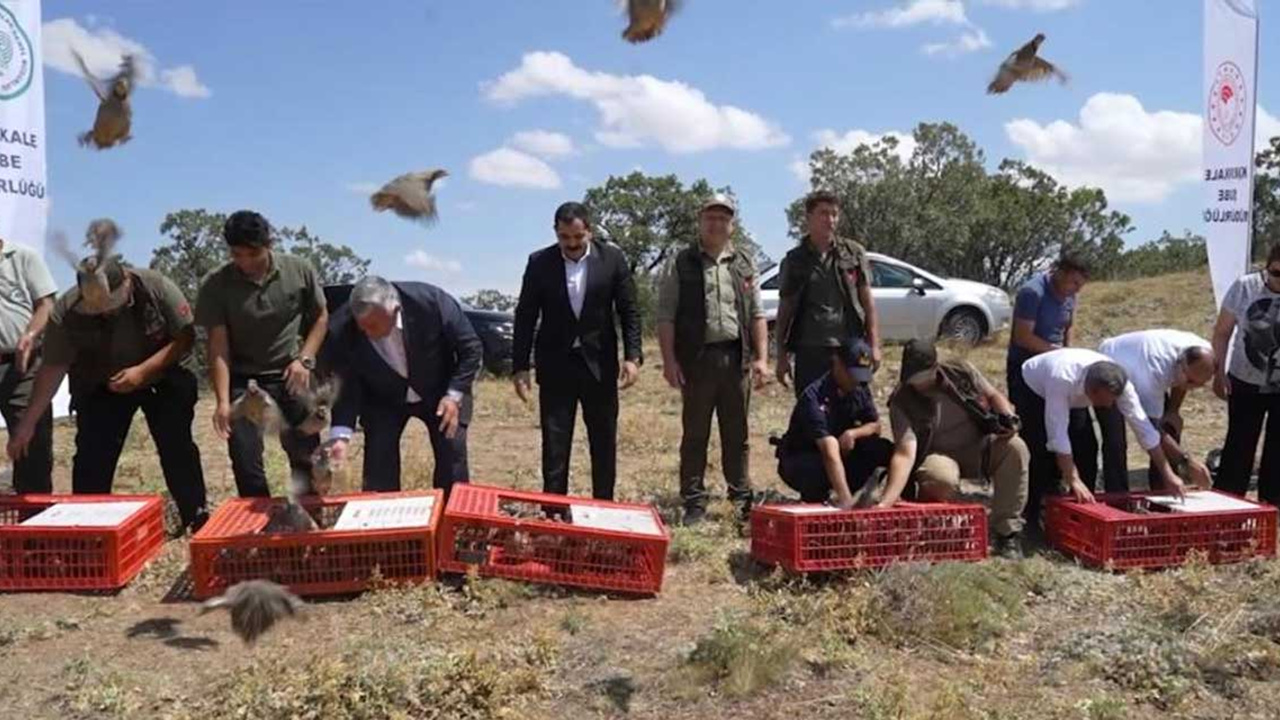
[298,355,316,371]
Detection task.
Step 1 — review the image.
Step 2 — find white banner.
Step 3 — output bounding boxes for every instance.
[1203,0,1260,308]
[0,0,70,422]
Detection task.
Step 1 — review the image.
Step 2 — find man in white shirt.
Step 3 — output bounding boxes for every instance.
[326,275,483,493]
[1097,330,1216,492]
[1019,348,1192,519]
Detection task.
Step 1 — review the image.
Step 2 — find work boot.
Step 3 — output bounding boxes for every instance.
[682,506,707,527]
[995,532,1024,560]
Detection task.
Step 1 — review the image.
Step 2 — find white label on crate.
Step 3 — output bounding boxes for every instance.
[1145,492,1260,514]
[20,501,147,527]
[772,505,843,515]
[570,505,662,536]
[331,496,436,531]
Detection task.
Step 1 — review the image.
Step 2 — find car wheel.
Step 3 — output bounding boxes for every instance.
[939,308,986,345]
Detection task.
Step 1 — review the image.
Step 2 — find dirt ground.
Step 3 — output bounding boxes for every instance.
[2,269,1277,720]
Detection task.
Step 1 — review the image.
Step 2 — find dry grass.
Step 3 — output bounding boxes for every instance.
[4,268,1279,719]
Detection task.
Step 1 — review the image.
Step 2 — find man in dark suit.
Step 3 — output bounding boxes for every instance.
[513,201,643,500]
[325,275,483,493]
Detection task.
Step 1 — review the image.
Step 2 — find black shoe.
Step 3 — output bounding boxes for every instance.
[682,507,707,527]
[186,509,211,536]
[995,532,1024,560]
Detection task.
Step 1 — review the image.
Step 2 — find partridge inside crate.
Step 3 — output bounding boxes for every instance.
[750,502,989,573]
[438,484,669,595]
[189,490,442,599]
[0,494,165,592]
[1045,490,1278,570]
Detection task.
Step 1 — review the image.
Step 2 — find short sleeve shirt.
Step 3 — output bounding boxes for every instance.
[656,247,765,342]
[194,252,325,375]
[783,373,879,453]
[1007,272,1075,381]
[1221,272,1280,392]
[0,243,58,350]
[43,269,196,388]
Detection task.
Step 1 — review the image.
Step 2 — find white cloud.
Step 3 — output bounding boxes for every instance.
[922,28,993,56]
[790,128,918,181]
[509,130,575,158]
[484,51,788,154]
[979,0,1082,10]
[1258,106,1280,150]
[1005,93,1202,203]
[1007,93,1280,202]
[832,0,967,29]
[468,147,562,189]
[43,18,211,98]
[404,250,462,274]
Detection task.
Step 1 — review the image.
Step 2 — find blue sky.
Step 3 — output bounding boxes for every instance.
[30,0,1280,296]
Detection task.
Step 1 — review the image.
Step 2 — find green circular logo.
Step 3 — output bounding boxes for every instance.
[0,3,35,101]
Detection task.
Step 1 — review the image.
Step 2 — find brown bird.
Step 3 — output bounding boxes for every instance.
[369,169,447,223]
[623,0,681,43]
[292,377,340,437]
[309,437,349,496]
[230,379,280,431]
[987,33,1068,95]
[72,51,138,149]
[51,219,129,315]
[199,580,304,645]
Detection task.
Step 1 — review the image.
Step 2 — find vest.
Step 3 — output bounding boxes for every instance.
[889,360,999,475]
[673,245,755,372]
[782,236,867,349]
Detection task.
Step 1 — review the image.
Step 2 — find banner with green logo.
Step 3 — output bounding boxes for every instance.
[0,0,46,254]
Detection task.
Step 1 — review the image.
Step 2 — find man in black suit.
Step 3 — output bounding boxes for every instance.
[513,202,643,500]
[325,275,483,493]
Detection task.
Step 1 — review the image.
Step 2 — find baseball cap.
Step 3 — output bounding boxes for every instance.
[899,339,939,383]
[700,193,737,216]
[838,339,875,383]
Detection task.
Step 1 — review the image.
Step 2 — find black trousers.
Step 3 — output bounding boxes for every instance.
[1096,398,1172,493]
[792,345,837,399]
[1010,376,1099,526]
[0,356,54,493]
[72,367,208,527]
[539,354,618,500]
[777,436,894,504]
[679,343,752,511]
[360,398,469,494]
[227,373,320,498]
[1217,376,1280,504]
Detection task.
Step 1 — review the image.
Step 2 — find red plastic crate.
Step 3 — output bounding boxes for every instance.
[750,502,988,573]
[438,484,669,595]
[1045,491,1277,570]
[0,494,165,591]
[189,490,442,599]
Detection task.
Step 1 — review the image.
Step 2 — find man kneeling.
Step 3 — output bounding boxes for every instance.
[775,340,893,509]
[881,340,1030,558]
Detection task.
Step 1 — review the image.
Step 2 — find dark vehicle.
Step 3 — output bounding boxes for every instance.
[322,283,515,376]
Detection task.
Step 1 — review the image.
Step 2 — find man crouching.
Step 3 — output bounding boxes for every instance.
[881,340,1030,558]
[774,339,892,509]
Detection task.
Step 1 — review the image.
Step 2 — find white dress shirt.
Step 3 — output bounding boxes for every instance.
[1021,348,1161,455]
[331,305,462,440]
[1098,329,1211,419]
[564,242,590,319]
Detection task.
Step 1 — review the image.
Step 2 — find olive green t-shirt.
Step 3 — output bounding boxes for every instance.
[194,252,324,375]
[43,268,197,390]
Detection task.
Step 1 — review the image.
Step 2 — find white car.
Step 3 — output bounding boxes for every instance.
[759,252,1012,344]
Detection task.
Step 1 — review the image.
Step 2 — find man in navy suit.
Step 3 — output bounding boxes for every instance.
[325,275,483,492]
[512,202,643,500]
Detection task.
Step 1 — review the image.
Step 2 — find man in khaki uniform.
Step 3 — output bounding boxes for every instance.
[657,194,768,525]
[881,340,1030,558]
[0,233,56,493]
[5,245,209,531]
[775,190,881,397]
[195,210,329,498]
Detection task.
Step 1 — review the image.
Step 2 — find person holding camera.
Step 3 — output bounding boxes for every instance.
[880,340,1030,558]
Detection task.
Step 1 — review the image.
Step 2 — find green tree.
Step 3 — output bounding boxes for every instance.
[786,122,1135,289]
[462,289,517,312]
[149,209,370,303]
[1256,135,1280,257]
[583,172,768,274]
